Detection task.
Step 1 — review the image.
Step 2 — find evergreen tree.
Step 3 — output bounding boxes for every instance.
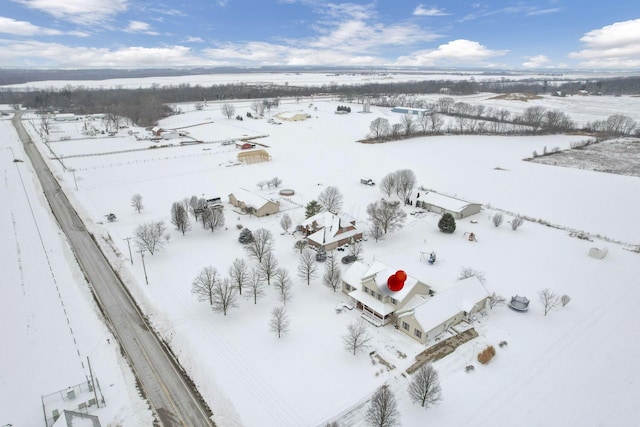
[305,200,322,218]
[438,213,456,233]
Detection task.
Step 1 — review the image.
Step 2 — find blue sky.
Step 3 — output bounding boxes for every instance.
[0,0,638,69]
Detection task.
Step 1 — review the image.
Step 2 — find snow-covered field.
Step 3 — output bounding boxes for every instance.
[2,85,640,427]
[2,70,637,91]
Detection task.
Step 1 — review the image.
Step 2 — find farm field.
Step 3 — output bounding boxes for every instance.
[2,86,640,426]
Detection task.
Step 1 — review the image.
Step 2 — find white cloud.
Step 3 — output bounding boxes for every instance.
[125,20,159,35]
[11,0,128,25]
[0,40,211,67]
[0,16,62,36]
[186,36,204,43]
[569,19,640,68]
[413,5,449,17]
[522,54,550,68]
[393,39,507,66]
[0,16,90,37]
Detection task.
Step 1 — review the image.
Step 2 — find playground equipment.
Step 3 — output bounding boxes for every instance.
[463,232,477,242]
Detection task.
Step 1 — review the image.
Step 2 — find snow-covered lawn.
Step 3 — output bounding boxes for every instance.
[3,89,640,426]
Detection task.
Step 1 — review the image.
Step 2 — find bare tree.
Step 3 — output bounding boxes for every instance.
[229,258,249,295]
[366,199,407,235]
[257,180,267,190]
[379,172,397,198]
[38,109,52,138]
[317,186,344,214]
[270,176,283,188]
[269,306,290,338]
[280,280,293,306]
[365,384,399,427]
[298,249,318,285]
[251,100,265,116]
[201,206,225,232]
[280,214,292,234]
[191,266,221,306]
[294,239,308,253]
[492,212,504,227]
[395,169,417,204]
[408,363,442,408]
[245,228,275,263]
[134,221,167,255]
[259,251,279,286]
[426,113,444,133]
[369,222,385,243]
[323,255,342,292]
[348,239,363,259]
[511,216,524,231]
[458,267,485,284]
[343,321,371,355]
[212,277,238,315]
[400,114,415,136]
[274,267,291,295]
[221,103,236,119]
[188,195,205,221]
[130,194,144,213]
[539,288,559,316]
[170,201,191,235]
[369,117,390,140]
[488,293,506,310]
[245,267,266,304]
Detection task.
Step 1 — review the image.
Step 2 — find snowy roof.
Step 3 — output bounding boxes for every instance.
[410,276,489,334]
[345,260,425,303]
[417,191,479,213]
[348,289,395,316]
[307,227,361,246]
[301,211,355,229]
[230,188,277,210]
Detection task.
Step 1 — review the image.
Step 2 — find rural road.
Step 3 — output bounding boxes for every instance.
[12,113,215,427]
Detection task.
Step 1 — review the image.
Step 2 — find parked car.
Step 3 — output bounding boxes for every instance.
[341,255,357,264]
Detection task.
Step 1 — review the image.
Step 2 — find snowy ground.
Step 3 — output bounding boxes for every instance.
[3,87,640,427]
[0,117,153,426]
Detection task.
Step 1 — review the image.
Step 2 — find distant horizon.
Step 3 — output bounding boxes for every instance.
[1,1,638,69]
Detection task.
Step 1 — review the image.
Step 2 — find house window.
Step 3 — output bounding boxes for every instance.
[377,293,382,301]
[414,329,423,339]
[402,322,410,331]
[391,298,398,305]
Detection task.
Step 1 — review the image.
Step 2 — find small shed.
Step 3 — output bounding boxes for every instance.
[588,247,608,259]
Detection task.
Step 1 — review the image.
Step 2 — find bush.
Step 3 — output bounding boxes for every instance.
[238,228,254,244]
[438,213,456,233]
[477,346,496,364]
[492,212,503,227]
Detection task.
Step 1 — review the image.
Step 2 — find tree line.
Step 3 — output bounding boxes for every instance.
[2,75,639,127]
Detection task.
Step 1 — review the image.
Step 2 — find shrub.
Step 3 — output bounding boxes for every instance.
[477,346,496,364]
[438,212,456,233]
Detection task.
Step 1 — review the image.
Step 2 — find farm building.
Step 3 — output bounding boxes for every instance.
[391,107,433,117]
[236,141,256,150]
[342,261,431,327]
[414,191,481,219]
[395,276,489,344]
[299,212,362,252]
[237,149,271,164]
[228,188,279,217]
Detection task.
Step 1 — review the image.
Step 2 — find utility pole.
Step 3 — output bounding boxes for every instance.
[123,237,134,265]
[137,249,148,285]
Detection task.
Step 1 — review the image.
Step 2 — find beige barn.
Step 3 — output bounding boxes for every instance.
[414,191,481,219]
[228,188,280,217]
